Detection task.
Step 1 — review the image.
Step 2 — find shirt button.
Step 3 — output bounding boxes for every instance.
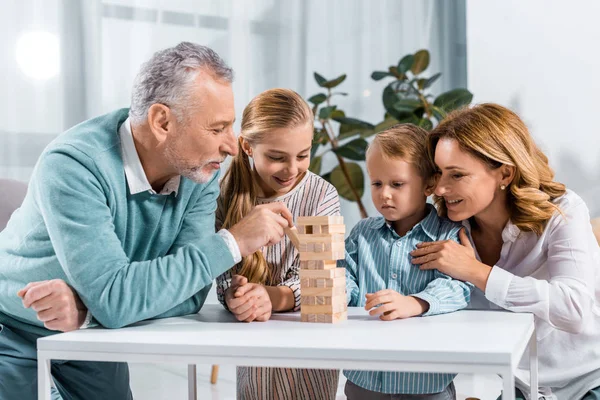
[391,273,398,279]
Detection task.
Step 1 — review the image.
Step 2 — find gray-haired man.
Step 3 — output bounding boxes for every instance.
[0,42,292,399]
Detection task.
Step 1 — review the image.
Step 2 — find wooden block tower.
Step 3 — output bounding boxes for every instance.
[295,216,347,323]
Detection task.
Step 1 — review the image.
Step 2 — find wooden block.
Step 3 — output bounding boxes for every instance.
[322,224,345,234]
[300,276,345,288]
[297,233,345,244]
[297,216,344,226]
[299,242,344,261]
[314,242,324,252]
[299,260,338,270]
[299,251,344,261]
[302,285,345,297]
[300,268,345,279]
[301,294,346,306]
[284,226,300,249]
[301,310,348,323]
[301,301,347,314]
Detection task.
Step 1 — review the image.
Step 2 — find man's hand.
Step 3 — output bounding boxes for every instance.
[17,279,87,332]
[225,275,272,322]
[228,203,293,257]
[364,289,429,321]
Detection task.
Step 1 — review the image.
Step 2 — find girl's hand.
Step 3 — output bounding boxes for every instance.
[227,277,272,322]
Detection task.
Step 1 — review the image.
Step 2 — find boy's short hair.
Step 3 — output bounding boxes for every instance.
[367,124,436,179]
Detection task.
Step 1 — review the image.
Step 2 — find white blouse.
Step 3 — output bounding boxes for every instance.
[467,190,600,400]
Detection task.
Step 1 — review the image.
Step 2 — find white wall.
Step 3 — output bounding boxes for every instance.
[466,0,600,217]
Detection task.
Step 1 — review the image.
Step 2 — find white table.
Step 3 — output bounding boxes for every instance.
[38,305,537,400]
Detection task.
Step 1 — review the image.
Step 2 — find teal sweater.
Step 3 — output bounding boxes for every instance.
[0,109,235,336]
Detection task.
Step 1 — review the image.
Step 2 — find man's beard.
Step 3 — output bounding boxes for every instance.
[164,145,220,184]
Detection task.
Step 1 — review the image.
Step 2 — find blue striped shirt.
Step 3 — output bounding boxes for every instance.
[340,204,473,394]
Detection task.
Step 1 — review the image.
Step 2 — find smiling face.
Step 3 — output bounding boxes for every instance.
[243,123,313,198]
[367,144,430,228]
[433,138,506,221]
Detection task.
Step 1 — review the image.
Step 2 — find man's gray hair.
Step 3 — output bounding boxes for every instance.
[129,42,233,125]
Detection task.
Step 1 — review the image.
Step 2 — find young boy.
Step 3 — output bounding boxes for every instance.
[340,124,473,400]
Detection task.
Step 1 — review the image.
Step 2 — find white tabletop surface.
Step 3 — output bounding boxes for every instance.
[38,305,534,369]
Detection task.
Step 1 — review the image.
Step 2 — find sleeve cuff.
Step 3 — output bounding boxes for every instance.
[279,280,301,311]
[217,229,242,264]
[484,266,514,307]
[411,292,440,317]
[79,310,94,329]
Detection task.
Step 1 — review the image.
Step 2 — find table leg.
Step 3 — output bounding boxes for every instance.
[187,364,197,400]
[502,369,516,400]
[38,354,52,400]
[529,329,538,399]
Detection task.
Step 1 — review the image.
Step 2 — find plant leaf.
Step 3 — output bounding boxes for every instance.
[330,109,346,120]
[397,113,420,125]
[411,49,430,74]
[394,98,422,113]
[314,72,327,87]
[397,55,415,74]
[319,105,337,120]
[309,155,322,174]
[332,138,369,161]
[371,71,392,81]
[417,118,433,130]
[308,93,327,105]
[388,66,407,81]
[433,89,473,112]
[330,162,364,201]
[338,125,373,141]
[334,118,375,140]
[332,116,375,129]
[431,106,447,122]
[323,74,347,89]
[362,117,399,138]
[424,72,441,89]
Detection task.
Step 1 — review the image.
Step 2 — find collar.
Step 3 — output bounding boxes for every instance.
[462,218,520,243]
[369,203,440,240]
[119,117,180,196]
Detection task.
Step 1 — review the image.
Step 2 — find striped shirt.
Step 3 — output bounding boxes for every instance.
[341,204,473,394]
[216,170,341,400]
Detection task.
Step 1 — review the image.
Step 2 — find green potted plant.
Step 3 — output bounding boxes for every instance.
[308,49,473,218]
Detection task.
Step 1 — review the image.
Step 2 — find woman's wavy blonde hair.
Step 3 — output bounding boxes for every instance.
[427,103,566,235]
[218,88,313,284]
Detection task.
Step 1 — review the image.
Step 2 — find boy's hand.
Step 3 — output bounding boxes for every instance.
[365,290,429,321]
[225,275,272,322]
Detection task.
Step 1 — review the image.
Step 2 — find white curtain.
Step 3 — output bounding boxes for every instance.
[1,0,467,224]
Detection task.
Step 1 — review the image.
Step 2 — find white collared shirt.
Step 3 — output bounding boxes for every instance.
[467,190,600,399]
[119,117,181,196]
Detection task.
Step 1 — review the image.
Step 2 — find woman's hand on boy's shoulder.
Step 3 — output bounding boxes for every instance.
[364,290,429,321]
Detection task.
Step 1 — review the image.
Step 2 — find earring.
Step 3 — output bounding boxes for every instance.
[500,184,506,190]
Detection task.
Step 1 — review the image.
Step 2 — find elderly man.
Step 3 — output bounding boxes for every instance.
[0,42,292,399]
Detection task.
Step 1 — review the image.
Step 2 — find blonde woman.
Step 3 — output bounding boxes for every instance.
[411,103,600,400]
[216,88,340,400]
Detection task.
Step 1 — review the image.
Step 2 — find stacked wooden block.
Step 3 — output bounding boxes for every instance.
[297,216,347,323]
